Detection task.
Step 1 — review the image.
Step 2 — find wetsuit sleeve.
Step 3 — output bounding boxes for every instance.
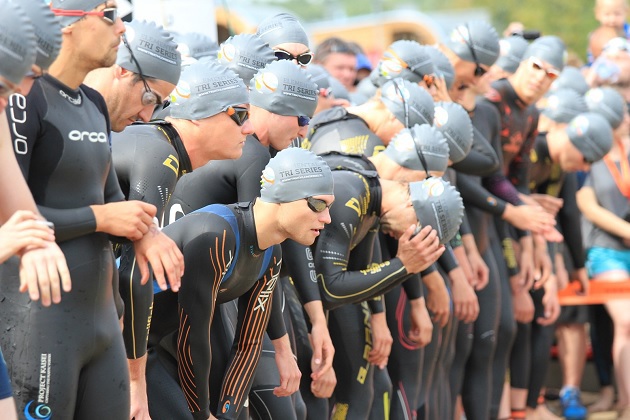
[315,205,408,310]
[401,274,423,300]
[556,174,585,269]
[281,239,322,304]
[451,126,500,176]
[265,278,288,340]
[438,245,459,273]
[218,246,283,420]
[494,217,520,277]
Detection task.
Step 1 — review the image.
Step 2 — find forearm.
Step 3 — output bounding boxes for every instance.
[39,205,97,242]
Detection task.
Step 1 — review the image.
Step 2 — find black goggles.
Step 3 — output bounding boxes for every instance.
[225,106,250,126]
[297,115,310,127]
[274,50,314,66]
[306,197,331,213]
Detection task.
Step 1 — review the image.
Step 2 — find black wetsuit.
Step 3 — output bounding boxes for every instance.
[166,135,307,420]
[0,74,129,418]
[147,203,283,420]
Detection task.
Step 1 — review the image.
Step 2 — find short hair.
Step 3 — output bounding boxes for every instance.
[314,37,356,63]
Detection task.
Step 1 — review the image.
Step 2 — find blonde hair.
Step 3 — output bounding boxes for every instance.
[595,0,628,10]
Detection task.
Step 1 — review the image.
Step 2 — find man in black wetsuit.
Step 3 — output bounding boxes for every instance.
[0,1,183,417]
[147,148,334,420]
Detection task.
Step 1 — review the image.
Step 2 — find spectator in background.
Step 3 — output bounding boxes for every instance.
[314,37,357,92]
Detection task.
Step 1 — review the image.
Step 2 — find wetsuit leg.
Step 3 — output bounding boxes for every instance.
[385,285,423,420]
[490,232,517,419]
[450,320,473,405]
[329,302,375,419]
[510,322,532,392]
[416,284,442,420]
[368,366,392,420]
[0,348,11,400]
[590,305,615,388]
[461,247,501,419]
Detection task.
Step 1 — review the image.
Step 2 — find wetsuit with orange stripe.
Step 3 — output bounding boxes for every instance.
[146,202,284,420]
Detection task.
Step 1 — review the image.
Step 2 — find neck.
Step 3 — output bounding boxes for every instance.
[252,200,286,250]
[609,134,630,159]
[83,67,114,104]
[349,102,387,137]
[48,48,94,90]
[250,108,269,146]
[379,178,404,214]
[368,153,395,179]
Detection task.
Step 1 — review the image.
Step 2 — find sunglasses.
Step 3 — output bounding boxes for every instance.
[297,115,310,127]
[122,35,162,107]
[305,197,331,213]
[457,25,487,77]
[51,7,118,25]
[225,106,250,126]
[0,80,17,98]
[274,50,314,66]
[529,58,560,80]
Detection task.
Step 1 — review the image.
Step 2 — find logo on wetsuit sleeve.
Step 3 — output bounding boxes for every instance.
[24,353,52,419]
[68,130,108,143]
[222,400,231,413]
[254,258,281,311]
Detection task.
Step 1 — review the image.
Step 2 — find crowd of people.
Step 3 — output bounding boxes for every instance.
[1,0,630,419]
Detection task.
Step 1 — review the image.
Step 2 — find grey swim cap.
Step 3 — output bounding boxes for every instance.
[584,87,626,129]
[50,0,104,28]
[218,33,276,85]
[410,178,465,244]
[566,112,613,163]
[433,102,473,163]
[550,66,589,95]
[175,32,219,60]
[260,148,334,203]
[256,13,309,49]
[20,0,62,71]
[0,0,37,84]
[446,21,500,67]
[374,41,436,87]
[250,60,318,117]
[540,88,588,124]
[522,35,567,71]
[495,36,529,73]
[169,59,248,121]
[303,64,331,90]
[117,20,181,86]
[426,46,455,90]
[384,124,450,173]
[381,78,435,128]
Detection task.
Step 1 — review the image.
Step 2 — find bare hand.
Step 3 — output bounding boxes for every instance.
[513,290,535,323]
[554,253,570,291]
[130,376,151,420]
[518,238,536,291]
[309,322,335,381]
[530,194,564,217]
[537,277,560,326]
[450,268,479,323]
[431,75,452,102]
[573,267,590,295]
[0,210,55,263]
[453,245,475,287]
[311,365,337,398]
[273,335,302,397]
[532,236,552,289]
[368,312,393,369]
[424,271,450,327]
[133,225,184,291]
[19,241,71,306]
[92,201,156,241]
[408,297,434,347]
[397,225,444,274]
[503,204,556,234]
[467,250,489,290]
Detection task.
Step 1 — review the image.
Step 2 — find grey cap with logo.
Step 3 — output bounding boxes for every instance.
[169,59,248,121]
[540,88,588,124]
[495,36,529,73]
[50,0,105,27]
[550,66,589,95]
[374,41,436,87]
[433,102,473,163]
[0,0,37,84]
[410,177,465,244]
[384,124,450,173]
[256,13,309,49]
[381,78,435,127]
[522,35,567,71]
[117,20,182,86]
[20,0,62,71]
[426,46,455,89]
[303,64,331,90]
[445,20,500,67]
[566,112,613,163]
[218,33,276,85]
[260,147,334,203]
[175,32,219,60]
[250,60,318,117]
[584,87,626,129]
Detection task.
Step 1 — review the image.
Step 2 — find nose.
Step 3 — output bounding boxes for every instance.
[137,105,154,123]
[319,208,332,225]
[114,17,126,35]
[241,119,255,135]
[297,124,308,138]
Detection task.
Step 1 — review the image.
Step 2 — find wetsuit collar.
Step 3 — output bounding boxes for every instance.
[42,73,83,106]
[234,200,265,255]
[500,78,529,110]
[148,120,193,177]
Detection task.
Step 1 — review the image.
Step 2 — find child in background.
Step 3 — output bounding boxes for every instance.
[588,0,630,63]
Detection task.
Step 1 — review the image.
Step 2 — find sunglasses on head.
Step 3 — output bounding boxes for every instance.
[51,7,118,25]
[274,50,313,66]
[305,197,331,213]
[121,35,162,107]
[457,25,487,77]
[529,57,560,80]
[297,115,310,127]
[225,106,250,126]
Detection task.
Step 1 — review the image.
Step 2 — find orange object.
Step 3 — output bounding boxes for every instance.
[558,280,630,305]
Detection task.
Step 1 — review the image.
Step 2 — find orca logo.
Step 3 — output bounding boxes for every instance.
[68,130,108,143]
[222,400,231,413]
[24,401,52,420]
